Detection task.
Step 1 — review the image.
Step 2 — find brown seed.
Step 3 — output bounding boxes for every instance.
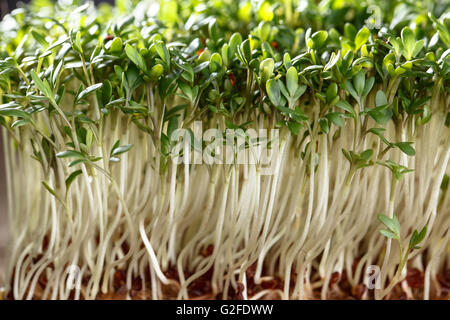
[121,242,130,255]
[188,278,210,297]
[113,270,125,290]
[130,289,139,298]
[38,274,48,288]
[234,282,245,300]
[276,278,284,290]
[352,284,366,299]
[132,277,142,291]
[398,292,408,300]
[234,293,244,300]
[32,254,43,264]
[6,291,14,300]
[228,73,236,86]
[261,279,277,290]
[406,268,424,289]
[201,244,214,257]
[196,48,205,56]
[246,263,257,279]
[163,267,179,281]
[215,292,223,300]
[42,235,49,251]
[330,272,340,285]
[115,284,128,297]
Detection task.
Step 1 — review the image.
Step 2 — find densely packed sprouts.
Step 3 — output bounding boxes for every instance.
[0,0,449,300]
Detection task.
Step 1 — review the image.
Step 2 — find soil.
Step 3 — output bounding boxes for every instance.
[3,265,449,300]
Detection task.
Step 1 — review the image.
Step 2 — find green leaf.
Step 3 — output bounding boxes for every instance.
[259,58,274,84]
[394,142,415,156]
[342,149,352,162]
[293,86,307,101]
[336,100,356,119]
[368,109,392,125]
[344,81,358,101]
[277,106,308,122]
[11,119,31,128]
[125,44,148,73]
[409,225,427,250]
[353,70,365,96]
[324,51,339,71]
[368,128,391,146]
[76,83,103,103]
[286,66,298,97]
[167,117,178,139]
[360,149,373,161]
[42,181,60,200]
[31,70,71,126]
[109,37,123,53]
[111,144,133,156]
[258,1,273,21]
[209,52,222,72]
[69,159,88,167]
[75,31,83,53]
[124,101,148,114]
[46,36,69,51]
[154,41,170,67]
[239,39,252,64]
[377,213,400,236]
[441,174,449,191]
[99,80,112,107]
[319,118,329,133]
[65,170,82,190]
[164,104,187,121]
[308,31,328,50]
[221,44,230,66]
[283,53,292,70]
[375,90,388,107]
[149,64,164,81]
[55,84,65,105]
[31,70,54,102]
[401,27,415,60]
[228,32,242,57]
[158,0,177,24]
[377,160,413,180]
[326,83,338,103]
[390,37,402,57]
[208,19,220,42]
[56,150,85,159]
[325,112,344,127]
[392,214,401,235]
[111,139,120,152]
[0,108,32,121]
[412,40,424,58]
[354,27,370,51]
[344,23,357,40]
[341,50,354,73]
[287,121,302,135]
[266,79,282,107]
[380,229,399,240]
[362,77,374,97]
[31,30,49,48]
